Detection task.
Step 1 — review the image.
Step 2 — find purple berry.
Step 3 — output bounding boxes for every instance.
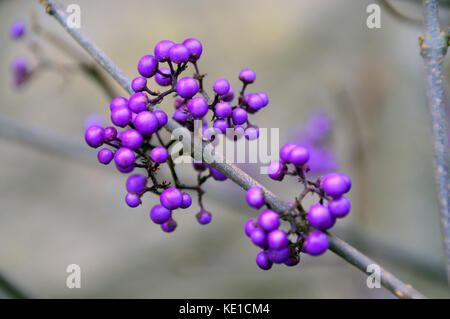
[258,210,280,232]
[279,143,296,163]
[125,193,141,208]
[110,97,128,111]
[245,219,259,237]
[154,110,168,127]
[196,210,212,225]
[115,162,134,174]
[104,126,117,141]
[250,229,267,249]
[213,119,229,134]
[322,173,348,198]
[209,166,227,181]
[121,129,143,149]
[182,38,203,61]
[154,40,175,61]
[9,21,25,39]
[256,92,269,107]
[174,97,185,109]
[128,92,148,113]
[150,205,171,224]
[155,67,172,86]
[160,187,183,210]
[214,102,232,118]
[267,247,290,264]
[151,146,168,163]
[137,55,158,78]
[247,94,264,111]
[111,105,132,127]
[85,125,104,148]
[239,68,256,83]
[173,108,190,123]
[303,230,329,256]
[284,255,300,267]
[10,56,29,87]
[213,79,230,95]
[288,146,309,166]
[161,218,177,232]
[329,196,351,218]
[134,111,159,135]
[176,77,199,98]
[126,174,147,194]
[221,88,235,102]
[267,160,286,181]
[232,108,248,125]
[193,162,207,172]
[131,76,147,92]
[244,126,259,140]
[187,96,208,119]
[114,147,135,168]
[169,44,190,63]
[180,193,192,209]
[340,174,352,193]
[246,186,265,209]
[97,148,113,164]
[267,229,288,250]
[256,251,272,270]
[307,203,335,229]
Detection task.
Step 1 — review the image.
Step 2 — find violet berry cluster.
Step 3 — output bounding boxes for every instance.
[85,38,268,232]
[244,143,351,270]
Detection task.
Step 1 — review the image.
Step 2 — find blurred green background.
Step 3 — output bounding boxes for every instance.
[0,0,449,298]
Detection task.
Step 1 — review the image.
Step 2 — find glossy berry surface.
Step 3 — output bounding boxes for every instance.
[110,96,128,111]
[256,251,272,270]
[121,129,144,150]
[246,186,265,209]
[150,146,168,163]
[111,105,131,127]
[213,79,230,95]
[161,218,177,232]
[150,205,171,224]
[137,55,158,78]
[134,111,159,135]
[303,230,329,256]
[125,193,141,207]
[239,68,256,83]
[155,67,172,86]
[182,38,203,60]
[126,174,147,194]
[328,196,351,218]
[85,125,104,148]
[154,40,175,61]
[322,173,348,198]
[267,161,285,181]
[214,102,232,118]
[114,148,135,168]
[128,92,148,113]
[176,77,199,98]
[288,146,310,166]
[307,203,335,229]
[97,148,113,164]
[169,44,190,63]
[196,210,212,225]
[258,210,280,232]
[160,187,183,210]
[267,229,288,250]
[187,96,208,119]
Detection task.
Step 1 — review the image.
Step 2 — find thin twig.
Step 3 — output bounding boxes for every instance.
[0,272,28,299]
[41,0,424,298]
[420,0,450,286]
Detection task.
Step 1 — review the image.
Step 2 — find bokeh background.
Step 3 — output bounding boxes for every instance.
[1,0,449,298]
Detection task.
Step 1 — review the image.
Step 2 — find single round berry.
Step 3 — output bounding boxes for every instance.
[284,255,300,267]
[247,94,264,111]
[267,160,285,181]
[155,67,172,86]
[267,247,290,264]
[180,193,192,209]
[10,56,28,87]
[97,148,113,164]
[151,146,168,163]
[256,251,272,270]
[239,68,256,83]
[110,97,128,111]
[258,210,280,232]
[257,92,269,107]
[114,147,135,168]
[322,173,348,198]
[128,92,148,113]
[214,102,232,118]
[245,219,259,237]
[209,166,227,181]
[161,218,177,232]
[121,129,143,149]
[125,193,141,208]
[173,108,190,123]
[150,205,171,224]
[137,55,158,78]
[154,110,168,127]
[246,186,265,209]
[169,44,190,63]
[196,210,212,225]
[187,96,208,119]
[279,143,296,163]
[160,187,183,210]
[213,79,230,95]
[115,162,134,174]
[10,21,25,39]
[85,125,104,148]
[221,88,235,102]
[126,174,147,194]
[308,203,335,229]
[244,126,259,140]
[232,108,248,125]
[103,127,117,141]
[131,76,147,92]
[111,105,132,127]
[267,229,288,250]
[154,40,176,61]
[213,119,229,134]
[250,229,268,249]
[329,196,351,218]
[288,146,310,166]
[303,230,329,256]
[176,77,199,98]
[340,174,352,193]
[182,38,203,61]
[134,111,159,135]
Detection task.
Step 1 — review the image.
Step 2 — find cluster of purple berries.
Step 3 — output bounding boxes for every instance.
[8,21,31,88]
[85,38,267,232]
[245,143,351,270]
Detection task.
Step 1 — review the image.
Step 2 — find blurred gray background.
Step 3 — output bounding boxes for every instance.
[1,0,449,298]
